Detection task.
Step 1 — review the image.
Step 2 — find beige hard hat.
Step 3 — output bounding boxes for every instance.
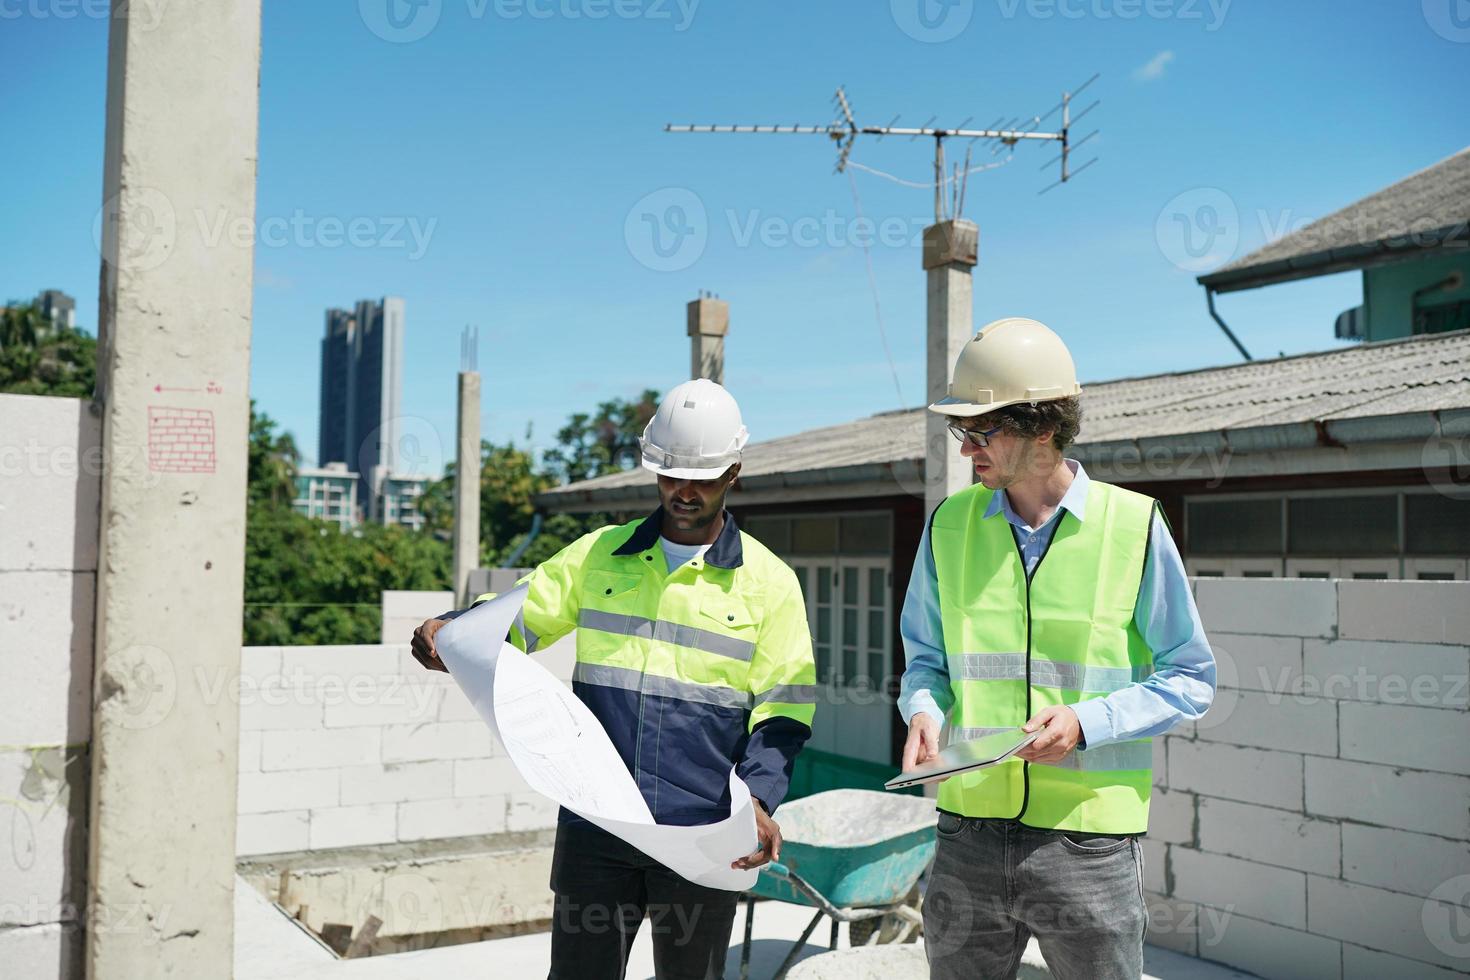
[928,317,1082,418]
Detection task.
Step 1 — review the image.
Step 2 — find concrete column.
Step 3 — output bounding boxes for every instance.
[453,371,482,605]
[922,220,979,520]
[687,295,729,384]
[88,2,261,978]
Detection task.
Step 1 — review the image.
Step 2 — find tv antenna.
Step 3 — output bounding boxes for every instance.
[665,75,1099,223]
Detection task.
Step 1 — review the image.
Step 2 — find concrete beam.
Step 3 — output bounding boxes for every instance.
[922,220,979,521]
[88,1,261,976]
[453,372,482,604]
[687,295,728,384]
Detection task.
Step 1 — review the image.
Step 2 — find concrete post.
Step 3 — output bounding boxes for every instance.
[922,220,979,520]
[88,2,261,977]
[453,371,482,605]
[687,295,729,384]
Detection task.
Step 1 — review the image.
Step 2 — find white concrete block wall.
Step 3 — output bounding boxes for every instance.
[1146,578,1470,980]
[235,634,575,856]
[0,394,100,978]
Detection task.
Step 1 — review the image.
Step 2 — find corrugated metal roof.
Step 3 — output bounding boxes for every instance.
[541,329,1470,503]
[1199,146,1470,292]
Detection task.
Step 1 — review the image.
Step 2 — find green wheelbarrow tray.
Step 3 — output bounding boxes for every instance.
[738,789,937,980]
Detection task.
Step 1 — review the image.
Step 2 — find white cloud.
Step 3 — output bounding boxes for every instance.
[1132,50,1175,82]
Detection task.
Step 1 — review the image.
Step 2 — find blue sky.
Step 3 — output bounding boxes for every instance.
[3,0,1467,473]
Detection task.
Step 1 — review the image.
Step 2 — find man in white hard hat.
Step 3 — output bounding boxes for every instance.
[411,379,818,980]
[898,318,1215,979]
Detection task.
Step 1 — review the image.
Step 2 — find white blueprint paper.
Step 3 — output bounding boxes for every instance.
[434,585,760,891]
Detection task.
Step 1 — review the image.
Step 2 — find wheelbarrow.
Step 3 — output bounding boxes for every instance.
[738,789,936,980]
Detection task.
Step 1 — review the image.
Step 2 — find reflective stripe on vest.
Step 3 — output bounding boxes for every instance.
[930,478,1156,834]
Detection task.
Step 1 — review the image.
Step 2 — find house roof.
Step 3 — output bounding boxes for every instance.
[539,329,1470,510]
[1198,146,1470,293]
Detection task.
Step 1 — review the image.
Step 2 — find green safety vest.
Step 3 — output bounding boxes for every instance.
[930,478,1156,833]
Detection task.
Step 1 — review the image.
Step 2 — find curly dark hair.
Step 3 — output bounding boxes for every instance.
[969,396,1083,452]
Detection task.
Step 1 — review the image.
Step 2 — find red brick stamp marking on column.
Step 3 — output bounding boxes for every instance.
[147,406,216,474]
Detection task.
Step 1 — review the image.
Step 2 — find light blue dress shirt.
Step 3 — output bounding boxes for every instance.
[898,461,1216,749]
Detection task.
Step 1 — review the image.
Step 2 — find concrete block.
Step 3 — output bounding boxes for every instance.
[277,644,401,683]
[260,728,380,771]
[437,685,484,722]
[1139,838,1167,894]
[1302,639,1469,709]
[1198,913,1342,980]
[236,811,309,856]
[1198,797,1340,876]
[382,721,498,764]
[1146,787,1195,846]
[238,729,261,772]
[0,570,94,746]
[237,689,324,732]
[0,921,82,980]
[1343,943,1468,980]
[1209,632,1303,695]
[381,590,454,644]
[1342,824,1470,897]
[237,647,282,690]
[339,761,454,806]
[0,748,88,927]
[1171,847,1307,929]
[1168,740,1303,811]
[1142,891,1234,956]
[507,793,560,832]
[238,769,340,815]
[308,803,397,850]
[1338,581,1470,645]
[1306,757,1470,839]
[321,682,443,729]
[1195,689,1337,757]
[454,757,532,798]
[1339,701,1470,775]
[1309,874,1466,971]
[0,393,100,573]
[397,796,508,841]
[1195,578,1336,638]
[1152,737,1168,789]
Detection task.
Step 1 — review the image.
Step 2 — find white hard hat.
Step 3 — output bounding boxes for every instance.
[640,379,750,480]
[929,317,1082,418]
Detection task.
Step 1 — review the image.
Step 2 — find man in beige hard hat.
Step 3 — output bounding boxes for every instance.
[897,318,1216,979]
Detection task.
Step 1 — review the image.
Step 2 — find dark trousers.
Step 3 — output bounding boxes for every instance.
[548,821,740,980]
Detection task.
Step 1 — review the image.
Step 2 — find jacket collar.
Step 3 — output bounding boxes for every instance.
[612,506,745,569]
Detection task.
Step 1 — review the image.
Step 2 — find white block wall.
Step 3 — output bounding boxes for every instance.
[0,394,99,979]
[236,632,574,856]
[1147,578,1470,979]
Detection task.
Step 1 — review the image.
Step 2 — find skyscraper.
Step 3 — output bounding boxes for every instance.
[317,296,405,514]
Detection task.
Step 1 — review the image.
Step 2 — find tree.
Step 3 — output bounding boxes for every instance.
[541,388,660,485]
[247,401,300,508]
[0,303,96,398]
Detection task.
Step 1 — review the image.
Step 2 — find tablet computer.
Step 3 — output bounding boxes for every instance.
[884,728,1039,791]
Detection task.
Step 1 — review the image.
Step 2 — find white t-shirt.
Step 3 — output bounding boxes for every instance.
[660,536,711,570]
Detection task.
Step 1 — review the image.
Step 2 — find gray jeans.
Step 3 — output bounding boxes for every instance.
[923,812,1147,980]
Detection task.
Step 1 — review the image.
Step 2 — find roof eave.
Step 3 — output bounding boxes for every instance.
[1197,223,1469,294]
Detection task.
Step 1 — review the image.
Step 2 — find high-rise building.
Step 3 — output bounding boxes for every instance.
[291,462,360,530]
[317,296,405,511]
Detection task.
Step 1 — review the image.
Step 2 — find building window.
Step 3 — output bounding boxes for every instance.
[1186,498,1282,554]
[1287,495,1396,556]
[1405,494,1470,555]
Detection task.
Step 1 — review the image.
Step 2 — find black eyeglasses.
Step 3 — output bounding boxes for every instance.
[947,422,1003,448]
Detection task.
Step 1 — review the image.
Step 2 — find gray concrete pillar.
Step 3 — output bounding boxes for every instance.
[922,220,979,520]
[88,1,261,977]
[453,371,482,604]
[687,295,729,384]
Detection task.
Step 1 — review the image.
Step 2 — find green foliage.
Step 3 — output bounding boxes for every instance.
[541,388,659,485]
[243,405,451,646]
[0,303,96,398]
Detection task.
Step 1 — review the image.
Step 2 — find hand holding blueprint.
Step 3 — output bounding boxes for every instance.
[434,585,760,891]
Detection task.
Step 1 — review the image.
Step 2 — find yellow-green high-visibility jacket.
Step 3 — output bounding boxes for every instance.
[473,508,817,827]
[931,479,1156,833]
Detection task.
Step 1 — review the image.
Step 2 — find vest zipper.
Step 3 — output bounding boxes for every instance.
[1014,519,1062,824]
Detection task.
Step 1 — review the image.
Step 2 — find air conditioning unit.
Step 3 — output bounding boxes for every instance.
[1334,304,1366,341]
